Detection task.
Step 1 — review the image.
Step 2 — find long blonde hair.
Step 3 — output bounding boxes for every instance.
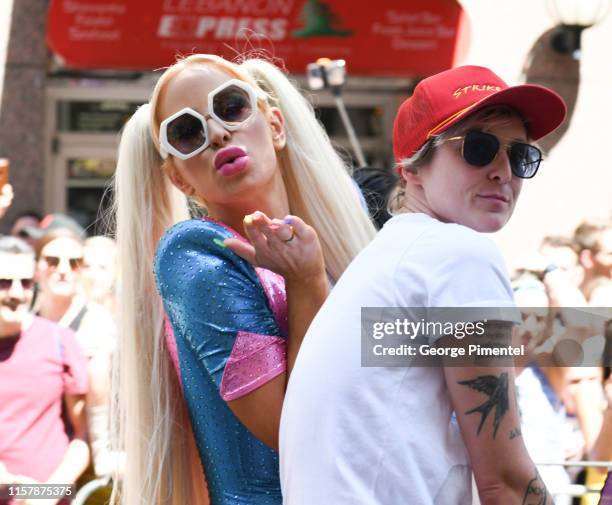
[113,54,376,504]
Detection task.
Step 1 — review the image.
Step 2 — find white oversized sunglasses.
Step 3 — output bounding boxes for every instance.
[159,79,267,160]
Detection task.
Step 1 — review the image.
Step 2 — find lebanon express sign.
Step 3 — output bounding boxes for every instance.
[47,0,469,77]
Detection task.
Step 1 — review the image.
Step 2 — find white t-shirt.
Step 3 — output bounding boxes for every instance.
[280,213,519,505]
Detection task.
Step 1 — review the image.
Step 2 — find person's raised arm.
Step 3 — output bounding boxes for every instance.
[158,217,327,450]
[225,211,329,375]
[0,183,13,220]
[443,321,552,505]
[223,212,328,448]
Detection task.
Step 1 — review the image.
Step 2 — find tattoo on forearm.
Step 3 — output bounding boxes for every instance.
[509,427,522,440]
[522,469,549,505]
[458,373,509,438]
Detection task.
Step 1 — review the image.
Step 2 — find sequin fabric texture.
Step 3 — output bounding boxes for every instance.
[154,218,288,505]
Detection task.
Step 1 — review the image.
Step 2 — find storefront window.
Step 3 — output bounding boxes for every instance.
[65,157,115,233]
[67,186,113,235]
[57,100,141,132]
[67,158,116,179]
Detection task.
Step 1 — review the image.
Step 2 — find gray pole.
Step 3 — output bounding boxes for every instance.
[333,94,367,168]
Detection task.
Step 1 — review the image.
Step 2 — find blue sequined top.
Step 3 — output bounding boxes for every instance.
[154,219,285,505]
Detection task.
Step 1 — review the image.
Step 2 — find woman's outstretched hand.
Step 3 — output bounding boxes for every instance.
[224,211,325,284]
[0,183,13,220]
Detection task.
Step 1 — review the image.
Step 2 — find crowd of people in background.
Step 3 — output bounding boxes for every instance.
[510,221,612,504]
[0,187,121,505]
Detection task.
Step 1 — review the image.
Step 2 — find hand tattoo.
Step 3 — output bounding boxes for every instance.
[522,469,549,505]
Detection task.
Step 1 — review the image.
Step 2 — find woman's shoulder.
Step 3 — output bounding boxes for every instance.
[157,218,235,253]
[155,219,241,270]
[154,218,253,293]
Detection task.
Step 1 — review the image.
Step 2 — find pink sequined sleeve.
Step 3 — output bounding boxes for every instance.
[164,316,182,385]
[218,243,289,402]
[220,331,286,401]
[162,217,289,402]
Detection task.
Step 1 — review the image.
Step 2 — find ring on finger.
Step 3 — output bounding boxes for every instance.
[282,225,295,243]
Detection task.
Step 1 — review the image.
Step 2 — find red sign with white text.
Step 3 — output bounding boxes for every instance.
[47,0,469,77]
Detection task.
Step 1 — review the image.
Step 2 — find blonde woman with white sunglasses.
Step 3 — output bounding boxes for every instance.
[113,54,376,505]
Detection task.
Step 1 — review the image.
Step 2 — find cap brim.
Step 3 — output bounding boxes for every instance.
[432,84,567,140]
[21,226,44,239]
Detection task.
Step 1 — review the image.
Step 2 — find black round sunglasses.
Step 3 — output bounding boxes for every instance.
[447,130,543,179]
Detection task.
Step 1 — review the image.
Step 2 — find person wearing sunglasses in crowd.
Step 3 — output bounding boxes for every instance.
[33,224,120,495]
[113,53,375,505]
[34,224,117,361]
[0,236,89,505]
[280,66,567,504]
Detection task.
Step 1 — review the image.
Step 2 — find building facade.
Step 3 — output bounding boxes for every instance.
[1,0,611,268]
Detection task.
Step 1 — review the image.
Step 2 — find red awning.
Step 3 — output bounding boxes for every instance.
[47,0,470,77]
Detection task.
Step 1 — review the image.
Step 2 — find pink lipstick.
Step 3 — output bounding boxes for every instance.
[214,146,249,177]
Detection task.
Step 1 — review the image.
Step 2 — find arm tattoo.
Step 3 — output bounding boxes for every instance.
[522,469,549,505]
[458,373,509,438]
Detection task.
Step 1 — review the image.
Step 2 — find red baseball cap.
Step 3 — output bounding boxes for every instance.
[393,65,567,164]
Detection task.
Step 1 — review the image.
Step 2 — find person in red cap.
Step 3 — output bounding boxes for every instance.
[280,66,567,504]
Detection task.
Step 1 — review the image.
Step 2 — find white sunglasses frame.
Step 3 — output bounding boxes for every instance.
[159,79,268,161]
